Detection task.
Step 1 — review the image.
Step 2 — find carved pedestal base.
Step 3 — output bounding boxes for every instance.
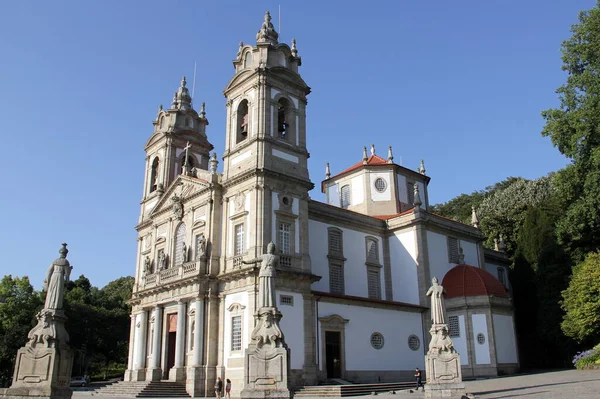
[186,366,207,397]
[425,323,465,398]
[424,382,466,398]
[147,367,163,382]
[1,310,74,399]
[240,307,291,399]
[169,366,186,382]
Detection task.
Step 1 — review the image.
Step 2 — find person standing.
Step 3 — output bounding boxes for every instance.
[415,367,424,391]
[225,378,231,399]
[215,377,223,399]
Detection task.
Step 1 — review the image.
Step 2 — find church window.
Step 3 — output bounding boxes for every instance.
[366,238,379,262]
[497,267,506,286]
[407,182,415,205]
[280,295,294,306]
[234,223,245,256]
[370,332,384,349]
[278,222,291,254]
[174,223,187,266]
[340,185,351,209]
[447,237,460,263]
[448,316,460,337]
[328,229,343,255]
[477,333,486,345]
[236,100,249,143]
[374,177,387,193]
[231,316,242,351]
[329,263,344,294]
[367,268,381,299]
[150,157,159,193]
[408,335,421,351]
[244,52,252,68]
[277,98,290,139]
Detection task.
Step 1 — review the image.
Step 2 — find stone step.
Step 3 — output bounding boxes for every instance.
[294,381,415,397]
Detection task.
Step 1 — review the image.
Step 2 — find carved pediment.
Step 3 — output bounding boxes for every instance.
[319,314,349,328]
[149,175,211,218]
[227,302,246,312]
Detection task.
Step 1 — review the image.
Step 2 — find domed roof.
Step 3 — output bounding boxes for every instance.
[441,265,507,299]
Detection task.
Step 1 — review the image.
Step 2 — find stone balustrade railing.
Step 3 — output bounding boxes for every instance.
[142,260,202,289]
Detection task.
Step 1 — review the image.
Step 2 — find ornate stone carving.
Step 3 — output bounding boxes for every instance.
[171,194,183,220]
[235,192,245,212]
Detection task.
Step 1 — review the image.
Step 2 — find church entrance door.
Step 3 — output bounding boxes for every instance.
[166,313,177,375]
[325,331,342,379]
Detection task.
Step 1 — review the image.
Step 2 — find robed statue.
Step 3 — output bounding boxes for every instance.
[43,243,72,310]
[426,277,447,325]
[243,242,278,309]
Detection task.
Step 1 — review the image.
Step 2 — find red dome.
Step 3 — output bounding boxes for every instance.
[441,265,507,299]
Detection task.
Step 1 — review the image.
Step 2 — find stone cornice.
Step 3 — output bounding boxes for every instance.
[308,201,386,234]
[222,168,313,191]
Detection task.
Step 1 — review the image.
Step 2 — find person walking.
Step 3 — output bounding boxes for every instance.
[225,378,232,399]
[215,377,223,399]
[415,367,424,391]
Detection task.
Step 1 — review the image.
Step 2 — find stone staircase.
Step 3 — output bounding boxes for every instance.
[93,381,190,398]
[294,381,417,397]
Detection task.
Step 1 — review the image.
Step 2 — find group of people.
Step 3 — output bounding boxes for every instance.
[214,377,231,399]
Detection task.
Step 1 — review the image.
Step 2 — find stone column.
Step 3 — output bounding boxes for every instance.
[187,297,206,397]
[170,299,187,382]
[125,314,137,381]
[193,298,204,366]
[133,310,148,381]
[147,305,163,381]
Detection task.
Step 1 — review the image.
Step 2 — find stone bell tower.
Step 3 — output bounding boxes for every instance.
[138,77,214,224]
[220,11,313,271]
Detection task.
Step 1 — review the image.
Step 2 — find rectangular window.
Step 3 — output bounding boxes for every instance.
[447,237,459,263]
[328,230,342,254]
[280,295,294,306]
[367,269,381,299]
[497,267,506,286]
[234,224,244,256]
[448,315,460,337]
[329,263,344,294]
[278,222,291,254]
[367,240,379,262]
[231,315,242,351]
[340,185,351,209]
[407,182,415,205]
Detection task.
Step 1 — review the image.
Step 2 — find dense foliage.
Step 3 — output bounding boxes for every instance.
[0,275,133,387]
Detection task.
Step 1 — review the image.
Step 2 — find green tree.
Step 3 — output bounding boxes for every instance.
[541,1,600,261]
[561,252,600,345]
[0,276,42,387]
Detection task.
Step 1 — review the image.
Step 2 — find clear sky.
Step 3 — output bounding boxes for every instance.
[0,0,591,289]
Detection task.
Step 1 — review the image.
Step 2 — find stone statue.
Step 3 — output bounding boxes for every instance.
[243,242,278,309]
[182,242,187,263]
[158,251,166,270]
[426,277,447,325]
[196,233,206,260]
[43,244,72,310]
[144,256,152,275]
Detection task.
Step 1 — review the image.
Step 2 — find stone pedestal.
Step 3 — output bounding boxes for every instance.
[169,366,186,382]
[147,367,163,381]
[240,308,291,399]
[1,310,74,399]
[424,324,465,398]
[186,366,207,397]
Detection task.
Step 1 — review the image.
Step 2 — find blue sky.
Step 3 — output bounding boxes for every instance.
[0,0,592,289]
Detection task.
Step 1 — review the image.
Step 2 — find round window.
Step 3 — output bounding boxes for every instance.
[374,178,387,193]
[282,196,289,206]
[370,332,384,349]
[477,333,486,345]
[408,334,420,351]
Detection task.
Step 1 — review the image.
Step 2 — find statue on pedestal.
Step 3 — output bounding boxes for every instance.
[424,277,465,398]
[3,244,74,399]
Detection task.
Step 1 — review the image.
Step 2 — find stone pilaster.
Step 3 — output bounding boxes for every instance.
[187,298,206,397]
[170,299,187,382]
[147,305,163,381]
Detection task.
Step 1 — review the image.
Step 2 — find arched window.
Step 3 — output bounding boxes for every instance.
[244,52,252,68]
[174,223,187,266]
[340,185,351,209]
[150,157,159,193]
[236,100,249,143]
[277,98,290,139]
[159,116,164,129]
[366,238,379,262]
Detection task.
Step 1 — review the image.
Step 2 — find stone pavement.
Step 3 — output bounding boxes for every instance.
[71,370,600,399]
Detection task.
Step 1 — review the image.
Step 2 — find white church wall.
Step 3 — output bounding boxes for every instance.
[327,183,340,207]
[449,314,469,366]
[277,291,304,369]
[369,172,392,202]
[389,230,420,305]
[351,175,364,206]
[471,313,491,364]
[309,220,329,293]
[223,291,250,366]
[492,314,518,364]
[318,302,424,371]
[461,240,479,266]
[427,231,479,282]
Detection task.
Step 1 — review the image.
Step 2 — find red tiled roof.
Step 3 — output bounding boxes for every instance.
[442,265,507,299]
[336,154,391,176]
[372,207,415,220]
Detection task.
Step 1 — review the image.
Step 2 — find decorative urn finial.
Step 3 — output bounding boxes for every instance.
[362,146,368,164]
[325,162,331,179]
[471,205,480,229]
[200,102,206,119]
[173,76,192,110]
[418,159,426,175]
[387,146,394,163]
[291,39,298,57]
[256,11,279,44]
[209,152,218,174]
[413,183,422,208]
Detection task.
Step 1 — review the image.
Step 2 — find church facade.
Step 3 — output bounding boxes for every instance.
[125,12,519,397]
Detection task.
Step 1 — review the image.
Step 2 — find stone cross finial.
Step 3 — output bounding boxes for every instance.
[291,39,298,57]
[387,146,394,163]
[325,162,331,179]
[471,205,480,229]
[209,152,218,174]
[370,144,375,156]
[418,159,426,175]
[413,183,422,208]
[362,146,368,164]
